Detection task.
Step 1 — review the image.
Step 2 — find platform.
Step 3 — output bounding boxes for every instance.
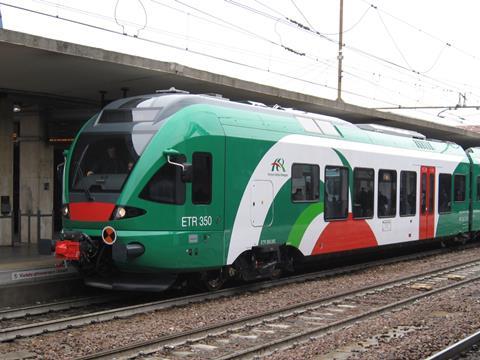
[0,244,84,308]
[0,243,78,285]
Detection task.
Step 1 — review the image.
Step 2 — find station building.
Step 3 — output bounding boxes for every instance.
[1,28,480,253]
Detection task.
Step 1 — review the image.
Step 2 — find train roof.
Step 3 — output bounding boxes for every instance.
[85,90,465,157]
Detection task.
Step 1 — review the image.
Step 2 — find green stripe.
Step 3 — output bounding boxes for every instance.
[287,202,324,248]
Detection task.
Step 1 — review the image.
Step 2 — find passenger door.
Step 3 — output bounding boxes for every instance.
[420,166,435,239]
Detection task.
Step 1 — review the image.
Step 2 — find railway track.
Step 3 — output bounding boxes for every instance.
[0,243,477,344]
[75,258,480,359]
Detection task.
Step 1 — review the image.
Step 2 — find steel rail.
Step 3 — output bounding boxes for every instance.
[425,329,480,360]
[1,244,477,343]
[0,295,119,320]
[75,258,480,360]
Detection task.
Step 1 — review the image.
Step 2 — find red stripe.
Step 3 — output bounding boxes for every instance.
[311,213,378,255]
[69,202,115,222]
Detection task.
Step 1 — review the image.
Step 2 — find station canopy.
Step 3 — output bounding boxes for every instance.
[1,29,480,148]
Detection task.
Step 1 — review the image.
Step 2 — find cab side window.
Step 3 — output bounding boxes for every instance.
[454,174,466,202]
[192,152,212,204]
[140,155,186,204]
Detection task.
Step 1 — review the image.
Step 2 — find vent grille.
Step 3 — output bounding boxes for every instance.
[413,139,434,150]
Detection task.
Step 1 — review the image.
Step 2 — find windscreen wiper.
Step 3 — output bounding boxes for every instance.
[75,163,95,201]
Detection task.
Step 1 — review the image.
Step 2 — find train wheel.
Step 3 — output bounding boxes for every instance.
[269,267,283,280]
[202,268,227,291]
[454,233,469,246]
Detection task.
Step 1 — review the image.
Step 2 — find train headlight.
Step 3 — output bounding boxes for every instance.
[115,207,127,219]
[111,206,146,220]
[61,204,70,219]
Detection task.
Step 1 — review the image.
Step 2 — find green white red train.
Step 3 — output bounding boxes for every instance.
[55,90,480,291]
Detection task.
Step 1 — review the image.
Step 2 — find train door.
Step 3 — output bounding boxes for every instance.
[420,166,435,239]
[250,180,273,227]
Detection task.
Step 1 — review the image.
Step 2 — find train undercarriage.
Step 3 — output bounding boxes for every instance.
[55,229,479,292]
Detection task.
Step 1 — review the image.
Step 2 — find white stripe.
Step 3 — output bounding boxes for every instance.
[227,134,465,263]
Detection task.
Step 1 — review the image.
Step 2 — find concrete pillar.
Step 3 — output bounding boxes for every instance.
[19,113,53,243]
[0,98,13,246]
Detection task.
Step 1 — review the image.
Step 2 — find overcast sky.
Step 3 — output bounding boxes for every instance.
[2,0,480,126]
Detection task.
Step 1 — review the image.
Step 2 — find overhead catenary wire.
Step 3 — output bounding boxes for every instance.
[183,0,480,119]
[376,10,413,71]
[15,0,465,105]
[289,0,315,31]
[0,0,403,108]
[4,0,480,116]
[374,7,448,75]
[22,0,324,70]
[166,0,416,99]
[224,0,480,103]
[227,0,472,103]
[8,0,329,79]
[357,0,480,63]
[289,0,373,36]
[147,0,313,67]
[220,1,452,103]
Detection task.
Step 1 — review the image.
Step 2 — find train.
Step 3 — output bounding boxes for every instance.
[55,89,480,291]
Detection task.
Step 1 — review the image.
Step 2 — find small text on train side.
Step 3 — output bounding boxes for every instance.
[181,216,213,227]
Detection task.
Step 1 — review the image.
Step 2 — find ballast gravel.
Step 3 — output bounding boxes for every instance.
[267,280,480,360]
[1,246,480,359]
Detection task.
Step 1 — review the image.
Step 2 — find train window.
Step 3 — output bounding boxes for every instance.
[297,116,322,134]
[324,166,349,220]
[400,171,416,216]
[378,170,397,218]
[139,155,186,205]
[353,168,374,219]
[98,108,162,123]
[477,176,480,201]
[291,164,320,202]
[454,175,466,202]
[192,153,212,204]
[69,134,139,193]
[438,174,452,213]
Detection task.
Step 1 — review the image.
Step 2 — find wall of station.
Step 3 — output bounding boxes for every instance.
[0,98,13,245]
[18,113,53,244]
[0,99,55,246]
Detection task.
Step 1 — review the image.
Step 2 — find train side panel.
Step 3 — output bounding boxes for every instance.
[221,109,301,264]
[225,126,469,264]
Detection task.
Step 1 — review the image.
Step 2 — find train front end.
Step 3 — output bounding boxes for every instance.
[56,95,180,291]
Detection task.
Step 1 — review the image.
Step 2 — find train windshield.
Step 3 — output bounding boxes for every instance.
[69,133,140,193]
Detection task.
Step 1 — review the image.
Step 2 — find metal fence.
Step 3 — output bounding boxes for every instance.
[0,210,53,247]
[0,213,14,246]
